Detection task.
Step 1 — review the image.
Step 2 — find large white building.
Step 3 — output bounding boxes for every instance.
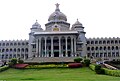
[0,4,120,62]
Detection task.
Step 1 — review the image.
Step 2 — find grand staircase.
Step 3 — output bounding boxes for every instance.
[24,57,76,63]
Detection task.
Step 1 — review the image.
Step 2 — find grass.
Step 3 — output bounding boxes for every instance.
[0,67,120,81]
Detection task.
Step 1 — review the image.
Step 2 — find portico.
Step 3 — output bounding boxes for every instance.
[34,31,78,57]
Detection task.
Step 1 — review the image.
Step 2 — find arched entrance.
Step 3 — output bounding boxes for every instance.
[53,37,59,57]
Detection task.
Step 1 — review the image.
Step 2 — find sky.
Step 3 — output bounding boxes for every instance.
[0,0,120,40]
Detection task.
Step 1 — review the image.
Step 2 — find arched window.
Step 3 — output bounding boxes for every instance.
[25,48,28,52]
[18,42,21,45]
[2,49,5,52]
[6,43,9,46]
[95,41,98,44]
[91,41,94,44]
[91,47,94,51]
[2,43,5,46]
[22,48,24,52]
[104,46,106,50]
[17,48,20,52]
[112,46,114,50]
[95,47,98,50]
[99,41,102,44]
[22,42,25,45]
[87,47,90,51]
[87,41,90,44]
[6,49,9,52]
[108,46,110,50]
[116,46,118,50]
[10,43,13,46]
[26,42,28,45]
[115,40,118,44]
[10,48,12,52]
[14,43,17,46]
[107,40,110,44]
[111,40,114,44]
[14,48,16,52]
[100,47,102,50]
[103,40,106,44]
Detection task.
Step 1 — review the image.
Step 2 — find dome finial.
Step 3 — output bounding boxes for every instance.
[55,3,60,11]
[77,18,78,21]
[36,19,38,22]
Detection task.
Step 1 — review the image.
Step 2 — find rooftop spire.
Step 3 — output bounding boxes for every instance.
[55,3,60,11]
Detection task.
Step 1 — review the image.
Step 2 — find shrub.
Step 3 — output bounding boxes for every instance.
[84,59,90,67]
[95,65,102,74]
[74,58,83,63]
[18,59,24,64]
[89,64,95,71]
[103,68,120,77]
[0,66,9,72]
[10,58,17,65]
[68,63,82,68]
[26,64,68,69]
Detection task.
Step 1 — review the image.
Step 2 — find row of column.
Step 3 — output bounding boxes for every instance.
[35,36,77,57]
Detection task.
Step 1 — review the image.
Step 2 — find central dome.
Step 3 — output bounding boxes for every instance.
[48,3,67,21]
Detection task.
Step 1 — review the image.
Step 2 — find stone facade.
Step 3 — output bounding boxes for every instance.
[0,4,119,62]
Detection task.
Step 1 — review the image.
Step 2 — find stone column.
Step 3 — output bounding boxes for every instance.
[59,37,61,57]
[36,39,38,57]
[65,37,68,57]
[74,37,76,56]
[24,49,26,59]
[38,38,42,57]
[71,38,73,57]
[20,48,22,58]
[51,37,53,57]
[45,37,47,57]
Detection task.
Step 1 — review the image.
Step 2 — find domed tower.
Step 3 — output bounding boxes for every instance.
[72,19,87,57]
[28,20,43,58]
[45,3,70,31]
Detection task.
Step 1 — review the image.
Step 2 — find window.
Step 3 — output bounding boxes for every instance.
[95,41,98,44]
[99,41,102,44]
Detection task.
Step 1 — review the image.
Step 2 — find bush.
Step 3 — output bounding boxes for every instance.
[18,59,24,64]
[89,64,95,71]
[68,63,82,68]
[74,58,83,63]
[89,64,104,74]
[84,59,90,67]
[0,66,9,72]
[95,65,103,74]
[103,68,120,77]
[10,58,17,65]
[26,64,68,69]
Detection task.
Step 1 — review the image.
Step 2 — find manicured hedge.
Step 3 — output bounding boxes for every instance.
[89,64,120,77]
[89,64,95,71]
[103,68,120,77]
[0,66,9,72]
[26,64,68,69]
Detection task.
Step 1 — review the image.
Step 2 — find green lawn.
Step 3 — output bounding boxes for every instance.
[0,67,120,81]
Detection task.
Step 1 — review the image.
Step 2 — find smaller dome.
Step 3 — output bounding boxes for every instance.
[32,20,41,28]
[73,19,82,26]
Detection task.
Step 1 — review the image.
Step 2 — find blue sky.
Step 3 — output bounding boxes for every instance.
[0,0,120,40]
